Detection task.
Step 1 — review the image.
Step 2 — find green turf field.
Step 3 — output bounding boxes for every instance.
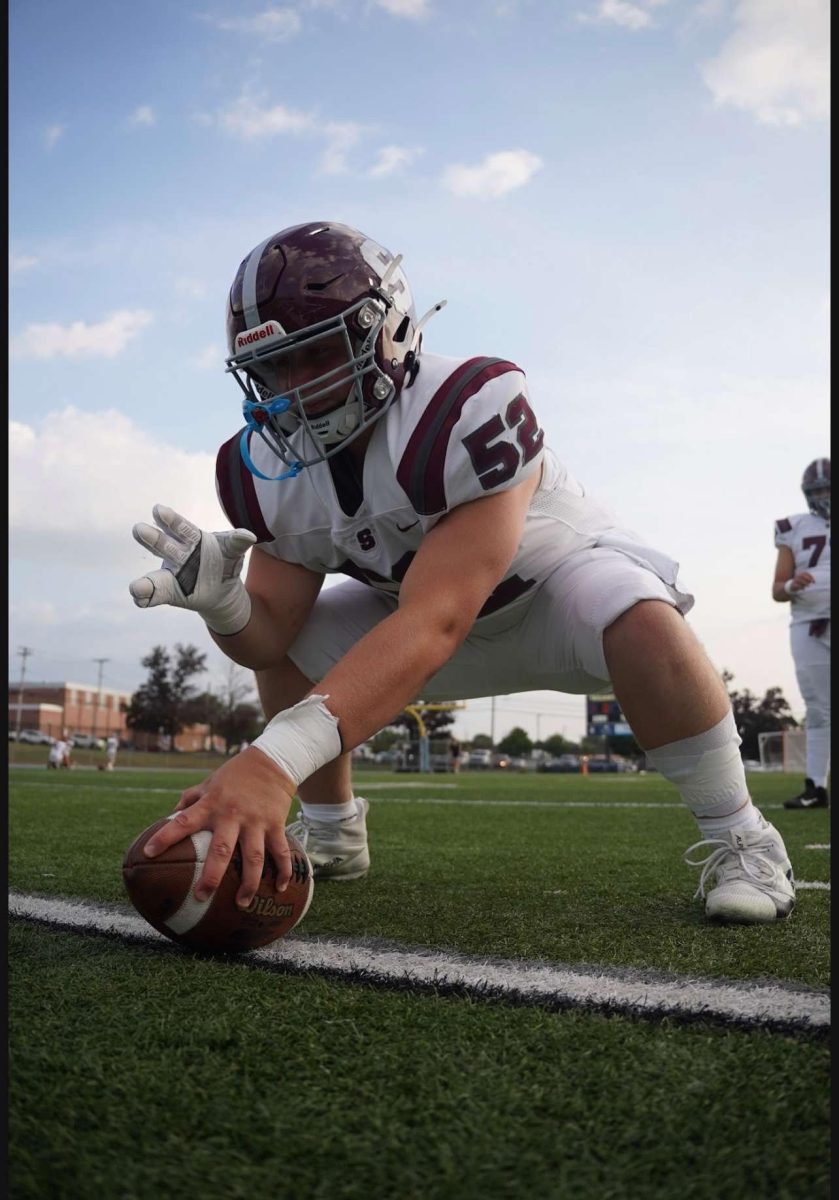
[8,766,830,1200]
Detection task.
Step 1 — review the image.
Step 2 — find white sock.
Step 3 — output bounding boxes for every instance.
[806,726,831,788]
[300,798,358,823]
[645,711,763,837]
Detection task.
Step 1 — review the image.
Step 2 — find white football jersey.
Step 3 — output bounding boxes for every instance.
[216,353,632,623]
[774,511,831,623]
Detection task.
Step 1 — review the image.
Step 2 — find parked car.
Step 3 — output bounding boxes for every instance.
[69,734,106,750]
[586,755,636,773]
[467,748,493,769]
[494,754,529,770]
[539,754,580,773]
[8,729,18,741]
[17,729,54,745]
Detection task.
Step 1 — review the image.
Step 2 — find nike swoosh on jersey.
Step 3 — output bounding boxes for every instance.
[397,520,419,531]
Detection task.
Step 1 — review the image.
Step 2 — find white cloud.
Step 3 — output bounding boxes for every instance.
[576,1,652,30]
[441,149,543,199]
[217,92,366,173]
[44,123,65,150]
[368,145,421,177]
[374,0,431,17]
[219,94,314,140]
[9,407,226,569]
[318,120,364,174]
[10,253,39,274]
[701,0,830,126]
[10,310,154,360]
[129,105,157,127]
[190,344,225,369]
[174,276,209,300]
[200,6,303,40]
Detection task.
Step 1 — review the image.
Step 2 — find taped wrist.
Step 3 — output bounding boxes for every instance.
[644,711,748,818]
[783,579,795,597]
[251,694,343,788]
[203,585,252,636]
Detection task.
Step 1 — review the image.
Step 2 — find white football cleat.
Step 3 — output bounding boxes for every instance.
[684,817,795,923]
[286,797,370,882]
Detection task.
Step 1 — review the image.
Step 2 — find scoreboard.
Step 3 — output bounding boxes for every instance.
[586,690,632,738]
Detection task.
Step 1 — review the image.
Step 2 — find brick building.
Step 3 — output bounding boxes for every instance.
[8,681,131,740]
[8,680,223,751]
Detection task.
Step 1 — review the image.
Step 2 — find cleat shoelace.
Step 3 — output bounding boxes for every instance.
[683,836,785,901]
[286,817,310,849]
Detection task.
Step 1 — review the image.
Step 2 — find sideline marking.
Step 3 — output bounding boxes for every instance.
[9,891,829,1036]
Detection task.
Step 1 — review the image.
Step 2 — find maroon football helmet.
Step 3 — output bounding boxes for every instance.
[225,221,444,474]
[801,458,830,519]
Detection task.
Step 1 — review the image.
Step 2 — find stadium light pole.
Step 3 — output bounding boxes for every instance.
[93,657,109,738]
[15,646,33,737]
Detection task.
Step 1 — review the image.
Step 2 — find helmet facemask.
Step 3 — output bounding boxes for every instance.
[804,487,830,520]
[227,295,398,476]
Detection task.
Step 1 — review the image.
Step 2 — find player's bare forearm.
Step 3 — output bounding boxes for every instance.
[309,602,469,748]
[311,473,539,749]
[210,550,324,670]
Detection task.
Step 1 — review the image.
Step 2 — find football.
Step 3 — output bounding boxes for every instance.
[122,816,314,953]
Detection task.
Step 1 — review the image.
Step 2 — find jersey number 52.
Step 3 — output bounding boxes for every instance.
[462,395,544,490]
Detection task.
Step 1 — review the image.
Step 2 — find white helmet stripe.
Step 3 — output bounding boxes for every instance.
[242,234,282,331]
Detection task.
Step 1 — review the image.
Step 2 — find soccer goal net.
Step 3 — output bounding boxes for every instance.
[757,729,807,773]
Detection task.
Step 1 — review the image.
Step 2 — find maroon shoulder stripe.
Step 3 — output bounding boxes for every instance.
[215,430,274,543]
[775,518,792,534]
[397,357,521,515]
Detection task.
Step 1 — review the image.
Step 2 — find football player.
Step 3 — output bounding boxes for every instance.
[773,459,831,808]
[130,221,795,925]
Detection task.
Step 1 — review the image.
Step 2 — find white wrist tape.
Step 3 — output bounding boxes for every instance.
[251,694,343,787]
[204,585,252,636]
[783,579,795,597]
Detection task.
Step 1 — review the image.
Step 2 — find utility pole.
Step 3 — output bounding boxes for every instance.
[490,696,496,748]
[15,646,34,737]
[93,657,110,738]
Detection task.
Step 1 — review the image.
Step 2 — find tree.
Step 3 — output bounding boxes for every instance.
[470,733,493,749]
[723,670,799,760]
[125,644,208,738]
[217,702,263,750]
[390,705,455,746]
[538,733,571,757]
[497,726,532,757]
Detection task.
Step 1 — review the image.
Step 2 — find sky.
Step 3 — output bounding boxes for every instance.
[8,0,830,746]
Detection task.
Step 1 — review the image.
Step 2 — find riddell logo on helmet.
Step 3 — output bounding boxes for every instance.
[235,321,285,351]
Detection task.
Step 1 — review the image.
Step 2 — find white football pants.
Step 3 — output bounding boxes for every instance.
[288,541,693,700]
[791,622,831,787]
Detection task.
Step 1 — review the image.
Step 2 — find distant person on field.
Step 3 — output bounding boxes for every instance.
[102,735,119,771]
[48,738,71,769]
[450,737,462,775]
[130,218,795,926]
[773,458,831,809]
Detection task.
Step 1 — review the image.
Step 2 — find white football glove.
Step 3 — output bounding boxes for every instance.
[129,504,256,636]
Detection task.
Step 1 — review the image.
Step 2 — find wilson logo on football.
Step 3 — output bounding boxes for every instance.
[234,320,285,351]
[244,896,295,919]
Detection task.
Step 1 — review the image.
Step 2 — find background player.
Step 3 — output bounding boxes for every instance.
[773,458,831,808]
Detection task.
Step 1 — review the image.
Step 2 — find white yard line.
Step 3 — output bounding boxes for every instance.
[8,890,829,1034]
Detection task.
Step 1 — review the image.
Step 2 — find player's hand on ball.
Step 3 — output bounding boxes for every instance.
[143,748,297,909]
[129,504,256,634]
[789,571,816,592]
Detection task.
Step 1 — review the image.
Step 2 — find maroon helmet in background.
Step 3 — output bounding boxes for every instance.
[801,458,830,520]
[225,221,445,474]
